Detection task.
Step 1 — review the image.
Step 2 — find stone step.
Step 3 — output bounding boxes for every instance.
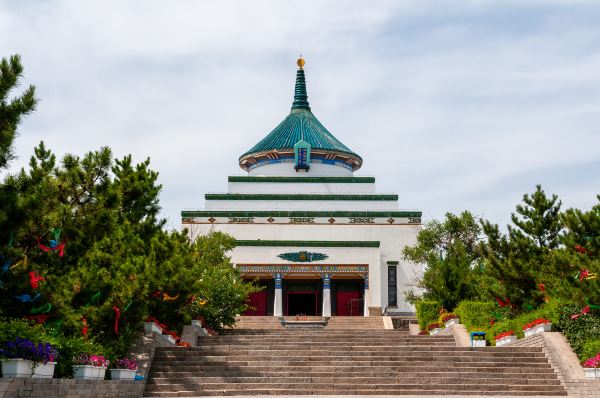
[148,369,559,378]
[145,376,562,385]
[157,348,546,356]
[144,382,566,393]
[145,389,566,397]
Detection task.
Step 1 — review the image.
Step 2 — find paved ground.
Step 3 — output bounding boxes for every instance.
[145,396,565,398]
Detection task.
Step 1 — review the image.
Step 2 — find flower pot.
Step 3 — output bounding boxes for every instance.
[429,328,444,336]
[1,358,33,378]
[32,362,56,378]
[583,368,599,379]
[110,368,136,380]
[444,318,459,327]
[73,365,104,380]
[524,323,551,338]
[471,340,486,347]
[162,334,176,344]
[495,335,517,347]
[144,322,162,334]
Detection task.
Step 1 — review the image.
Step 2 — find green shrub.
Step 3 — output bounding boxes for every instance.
[415,300,441,330]
[455,301,497,330]
[581,339,600,361]
[556,303,600,359]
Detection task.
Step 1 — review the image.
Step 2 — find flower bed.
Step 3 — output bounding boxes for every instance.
[442,313,460,327]
[494,330,517,347]
[110,357,138,380]
[523,318,551,338]
[426,322,444,335]
[582,353,600,379]
[72,354,109,380]
[0,338,59,378]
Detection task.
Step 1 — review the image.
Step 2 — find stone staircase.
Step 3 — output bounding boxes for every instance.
[145,326,567,396]
[229,315,384,331]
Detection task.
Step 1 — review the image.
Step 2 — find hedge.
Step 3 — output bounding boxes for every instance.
[415,300,441,330]
[455,301,497,331]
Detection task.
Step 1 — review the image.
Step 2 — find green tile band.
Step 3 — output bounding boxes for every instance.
[235,240,380,248]
[227,176,375,183]
[204,194,398,201]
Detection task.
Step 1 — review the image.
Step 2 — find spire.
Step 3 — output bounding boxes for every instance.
[291,56,311,111]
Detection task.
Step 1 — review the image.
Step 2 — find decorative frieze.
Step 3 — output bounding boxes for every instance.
[228,217,254,224]
[228,176,375,183]
[237,264,368,274]
[349,217,374,224]
[278,251,328,262]
[235,240,380,247]
[289,217,315,224]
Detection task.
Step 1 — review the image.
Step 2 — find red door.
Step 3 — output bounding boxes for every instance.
[336,291,361,316]
[243,291,267,316]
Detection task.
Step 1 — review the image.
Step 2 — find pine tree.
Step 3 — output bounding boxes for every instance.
[0,55,37,170]
[481,185,562,309]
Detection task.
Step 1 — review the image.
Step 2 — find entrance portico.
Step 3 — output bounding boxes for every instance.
[240,264,368,317]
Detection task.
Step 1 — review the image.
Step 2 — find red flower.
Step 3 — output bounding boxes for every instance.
[494,330,515,340]
[426,322,442,331]
[441,313,458,323]
[523,318,550,330]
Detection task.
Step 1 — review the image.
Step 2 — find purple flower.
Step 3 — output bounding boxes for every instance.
[114,357,138,370]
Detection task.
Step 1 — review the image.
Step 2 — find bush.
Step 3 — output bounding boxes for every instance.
[556,303,600,359]
[415,300,441,330]
[455,301,497,330]
[581,340,600,362]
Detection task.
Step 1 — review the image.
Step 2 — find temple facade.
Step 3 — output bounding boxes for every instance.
[182,58,422,317]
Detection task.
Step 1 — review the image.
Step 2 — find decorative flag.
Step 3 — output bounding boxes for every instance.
[28,271,45,289]
[30,303,51,314]
[113,306,121,335]
[162,292,180,301]
[14,293,41,303]
[81,318,88,339]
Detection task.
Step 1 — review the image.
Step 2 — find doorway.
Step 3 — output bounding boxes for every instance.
[243,290,268,316]
[286,292,317,315]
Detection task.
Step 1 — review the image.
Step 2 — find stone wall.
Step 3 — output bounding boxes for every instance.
[0,379,143,398]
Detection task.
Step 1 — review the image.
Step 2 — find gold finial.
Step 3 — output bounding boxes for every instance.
[297,55,305,69]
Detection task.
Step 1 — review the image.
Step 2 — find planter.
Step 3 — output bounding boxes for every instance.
[444,318,460,327]
[523,323,551,338]
[32,362,56,378]
[144,322,163,334]
[429,328,444,336]
[110,368,136,380]
[1,358,33,378]
[162,334,176,344]
[471,340,486,347]
[495,335,518,347]
[583,368,599,379]
[191,320,202,328]
[73,365,106,380]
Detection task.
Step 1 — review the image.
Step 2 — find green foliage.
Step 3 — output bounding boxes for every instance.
[403,211,491,310]
[455,301,497,331]
[581,340,600,362]
[556,303,600,359]
[415,300,441,330]
[0,140,258,356]
[481,185,563,309]
[0,54,37,170]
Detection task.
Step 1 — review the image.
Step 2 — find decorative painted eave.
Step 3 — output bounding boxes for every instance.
[239,57,362,171]
[227,176,375,183]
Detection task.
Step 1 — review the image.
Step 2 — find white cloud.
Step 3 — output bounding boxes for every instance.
[1,0,599,228]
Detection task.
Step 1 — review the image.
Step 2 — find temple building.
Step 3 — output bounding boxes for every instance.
[182,57,422,317]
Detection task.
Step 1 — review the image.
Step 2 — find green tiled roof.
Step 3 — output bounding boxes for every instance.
[240,68,361,160]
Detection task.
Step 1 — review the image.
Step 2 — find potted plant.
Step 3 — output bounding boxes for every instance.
[426,322,444,336]
[144,316,164,334]
[582,353,600,379]
[72,354,110,380]
[110,357,138,380]
[31,342,59,378]
[441,313,460,327]
[522,318,551,338]
[0,338,36,378]
[494,330,517,347]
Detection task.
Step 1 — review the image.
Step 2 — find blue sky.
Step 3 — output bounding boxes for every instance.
[1,0,599,229]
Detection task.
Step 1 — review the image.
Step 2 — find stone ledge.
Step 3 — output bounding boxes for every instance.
[0,379,143,398]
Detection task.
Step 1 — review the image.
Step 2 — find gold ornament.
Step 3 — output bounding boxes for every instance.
[297,55,305,69]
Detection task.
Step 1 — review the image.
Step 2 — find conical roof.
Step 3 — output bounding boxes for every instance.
[239,60,362,163]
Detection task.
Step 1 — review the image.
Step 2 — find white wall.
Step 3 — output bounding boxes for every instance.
[248,162,353,177]
[228,181,376,194]
[204,199,399,211]
[187,222,420,312]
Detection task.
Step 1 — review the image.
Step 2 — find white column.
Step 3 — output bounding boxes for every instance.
[322,274,331,317]
[363,274,369,317]
[273,273,283,317]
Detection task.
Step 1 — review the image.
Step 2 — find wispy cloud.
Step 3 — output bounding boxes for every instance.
[1,0,599,229]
